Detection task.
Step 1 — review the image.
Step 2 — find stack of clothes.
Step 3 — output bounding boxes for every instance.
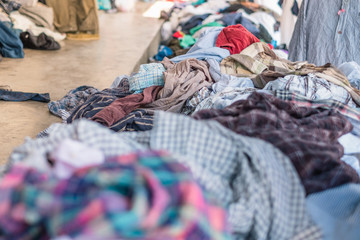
[1,1,360,240]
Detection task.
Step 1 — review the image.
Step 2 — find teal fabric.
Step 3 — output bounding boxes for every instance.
[97,0,111,10]
[180,35,197,49]
[129,63,166,93]
[190,21,224,36]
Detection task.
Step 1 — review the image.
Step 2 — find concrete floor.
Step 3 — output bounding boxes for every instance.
[0,3,163,166]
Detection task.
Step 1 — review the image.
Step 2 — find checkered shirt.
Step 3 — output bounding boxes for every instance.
[129,63,166,93]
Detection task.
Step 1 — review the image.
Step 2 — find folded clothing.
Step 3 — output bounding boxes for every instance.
[216,24,260,55]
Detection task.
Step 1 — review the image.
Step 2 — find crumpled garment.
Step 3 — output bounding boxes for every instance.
[306,184,360,240]
[220,42,360,106]
[121,111,322,240]
[338,61,360,90]
[20,31,61,50]
[216,24,260,55]
[128,63,166,93]
[193,92,360,195]
[171,27,230,63]
[0,20,24,58]
[263,74,357,108]
[142,57,214,113]
[0,149,231,240]
[181,86,212,115]
[48,85,99,121]
[18,2,54,30]
[10,11,66,41]
[8,112,322,239]
[218,13,260,38]
[180,13,210,34]
[194,88,263,113]
[91,86,162,127]
[189,21,223,36]
[207,58,254,93]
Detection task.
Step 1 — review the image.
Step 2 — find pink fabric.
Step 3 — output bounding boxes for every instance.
[91,86,162,127]
[216,24,260,55]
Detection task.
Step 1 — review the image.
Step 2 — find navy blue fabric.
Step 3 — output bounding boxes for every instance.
[180,14,211,34]
[219,13,260,38]
[0,21,24,58]
[0,90,50,102]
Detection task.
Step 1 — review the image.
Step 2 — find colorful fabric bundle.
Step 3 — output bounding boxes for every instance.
[0,151,231,240]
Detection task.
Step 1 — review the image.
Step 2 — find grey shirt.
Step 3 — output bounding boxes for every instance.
[289,0,360,67]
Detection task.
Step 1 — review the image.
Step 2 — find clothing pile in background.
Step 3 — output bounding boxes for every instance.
[152,0,287,63]
[1,1,360,240]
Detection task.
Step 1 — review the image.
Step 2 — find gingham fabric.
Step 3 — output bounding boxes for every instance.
[128,63,166,93]
[193,92,360,195]
[264,74,357,108]
[274,89,360,121]
[220,42,360,105]
[0,150,232,240]
[123,111,323,240]
[181,86,212,115]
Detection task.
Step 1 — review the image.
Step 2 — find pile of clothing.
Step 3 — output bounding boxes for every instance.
[1,1,360,240]
[152,0,285,62]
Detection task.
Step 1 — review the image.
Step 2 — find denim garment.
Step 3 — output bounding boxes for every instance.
[0,90,49,102]
[0,21,24,58]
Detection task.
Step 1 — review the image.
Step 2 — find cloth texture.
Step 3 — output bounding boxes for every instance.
[0,89,49,102]
[0,150,231,240]
[45,0,99,34]
[220,42,360,106]
[216,24,260,55]
[121,111,323,240]
[289,0,360,67]
[91,86,162,127]
[171,27,230,63]
[128,63,166,93]
[218,13,260,38]
[0,20,24,58]
[306,184,360,240]
[193,92,360,194]
[338,61,360,89]
[263,74,357,108]
[18,2,54,30]
[20,31,61,50]
[142,57,214,113]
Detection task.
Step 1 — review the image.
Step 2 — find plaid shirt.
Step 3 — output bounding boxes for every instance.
[193,92,360,195]
[8,113,322,240]
[48,85,99,121]
[124,111,322,240]
[0,151,231,240]
[129,63,166,94]
[220,42,360,105]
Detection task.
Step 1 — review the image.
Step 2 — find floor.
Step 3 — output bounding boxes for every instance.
[0,3,164,166]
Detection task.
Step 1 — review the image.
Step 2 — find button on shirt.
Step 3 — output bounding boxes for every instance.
[289,0,360,67]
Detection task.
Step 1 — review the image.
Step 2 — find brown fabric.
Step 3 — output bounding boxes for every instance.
[91,86,162,127]
[45,0,99,34]
[220,42,360,106]
[142,58,214,112]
